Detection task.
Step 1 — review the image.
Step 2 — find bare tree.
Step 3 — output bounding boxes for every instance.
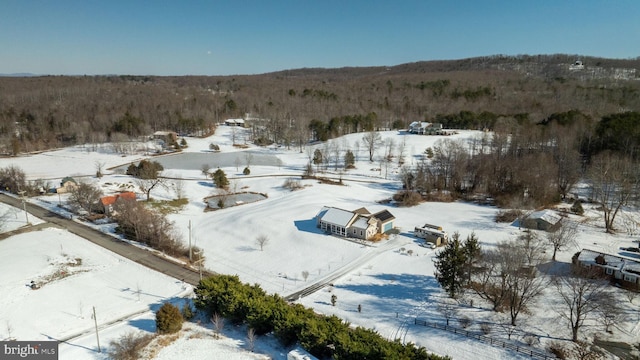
[201,164,211,179]
[397,135,407,165]
[568,341,605,360]
[246,327,257,352]
[6,321,13,340]
[255,234,269,251]
[362,131,382,162]
[69,181,103,214]
[135,177,165,202]
[553,268,610,342]
[302,270,309,282]
[546,221,578,261]
[244,153,254,170]
[588,151,640,233]
[499,318,519,340]
[94,160,106,178]
[472,239,546,324]
[172,176,185,200]
[518,230,546,266]
[437,301,458,326]
[211,312,225,338]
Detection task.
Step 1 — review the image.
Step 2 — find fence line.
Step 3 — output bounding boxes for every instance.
[414,318,555,360]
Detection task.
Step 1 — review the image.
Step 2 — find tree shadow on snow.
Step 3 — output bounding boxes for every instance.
[334,273,443,321]
[198,181,214,188]
[128,318,156,332]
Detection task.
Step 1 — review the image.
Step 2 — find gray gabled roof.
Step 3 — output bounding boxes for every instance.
[527,210,561,225]
[319,207,357,227]
[351,216,372,230]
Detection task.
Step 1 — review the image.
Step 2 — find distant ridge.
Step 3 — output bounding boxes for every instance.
[0,73,39,77]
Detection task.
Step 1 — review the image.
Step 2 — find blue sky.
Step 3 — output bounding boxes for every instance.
[1,1,639,76]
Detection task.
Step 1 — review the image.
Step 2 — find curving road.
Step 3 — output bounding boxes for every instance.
[0,193,208,286]
[2,191,406,302]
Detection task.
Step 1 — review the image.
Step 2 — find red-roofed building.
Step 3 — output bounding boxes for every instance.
[100,192,137,215]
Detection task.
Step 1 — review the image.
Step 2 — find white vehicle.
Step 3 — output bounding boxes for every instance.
[419,242,437,249]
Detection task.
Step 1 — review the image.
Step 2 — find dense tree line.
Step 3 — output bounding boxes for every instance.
[194,274,449,360]
[399,111,640,211]
[0,55,638,154]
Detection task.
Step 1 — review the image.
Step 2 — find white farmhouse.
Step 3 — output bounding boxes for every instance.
[315,206,395,240]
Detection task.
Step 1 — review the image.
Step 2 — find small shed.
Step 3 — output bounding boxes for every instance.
[521,210,562,232]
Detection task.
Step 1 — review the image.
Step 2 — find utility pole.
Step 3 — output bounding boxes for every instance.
[18,191,29,225]
[188,220,192,262]
[92,306,101,353]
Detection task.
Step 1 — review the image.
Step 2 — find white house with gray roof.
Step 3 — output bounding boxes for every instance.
[315,206,395,240]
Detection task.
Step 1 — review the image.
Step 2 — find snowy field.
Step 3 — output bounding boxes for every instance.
[1,126,639,359]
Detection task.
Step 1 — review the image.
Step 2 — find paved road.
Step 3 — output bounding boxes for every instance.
[0,193,208,286]
[1,191,401,302]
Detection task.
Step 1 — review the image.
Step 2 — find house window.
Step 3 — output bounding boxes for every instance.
[360,230,363,236]
[624,274,636,283]
[605,268,613,275]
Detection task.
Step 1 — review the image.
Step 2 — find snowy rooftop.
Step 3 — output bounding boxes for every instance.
[318,207,356,227]
[528,209,562,225]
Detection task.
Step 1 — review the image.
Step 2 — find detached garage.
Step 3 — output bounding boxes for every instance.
[521,210,562,232]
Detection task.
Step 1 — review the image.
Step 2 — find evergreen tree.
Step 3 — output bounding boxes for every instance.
[313,149,323,166]
[462,232,481,284]
[344,150,355,169]
[434,232,467,298]
[212,168,229,188]
[156,302,183,334]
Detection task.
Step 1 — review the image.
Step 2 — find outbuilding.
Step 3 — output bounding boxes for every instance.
[521,210,562,232]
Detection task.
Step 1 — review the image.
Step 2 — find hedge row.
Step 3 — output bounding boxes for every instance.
[194,275,449,360]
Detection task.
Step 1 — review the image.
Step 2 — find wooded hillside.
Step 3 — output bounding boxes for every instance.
[0,54,638,154]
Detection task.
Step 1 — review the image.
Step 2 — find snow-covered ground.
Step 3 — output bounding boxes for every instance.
[1,126,639,359]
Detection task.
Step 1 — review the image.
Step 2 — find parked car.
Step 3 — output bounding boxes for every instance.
[621,247,640,253]
[419,242,437,249]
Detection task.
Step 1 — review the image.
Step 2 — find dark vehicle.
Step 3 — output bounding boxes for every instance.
[621,247,640,253]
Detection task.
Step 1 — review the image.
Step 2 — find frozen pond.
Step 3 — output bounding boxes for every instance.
[113,151,281,171]
[205,192,268,209]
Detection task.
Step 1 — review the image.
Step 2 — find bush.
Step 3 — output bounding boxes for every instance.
[495,209,522,223]
[194,275,448,360]
[480,323,491,335]
[283,178,303,191]
[156,302,183,334]
[182,299,194,321]
[571,200,584,215]
[458,316,472,329]
[243,167,251,175]
[547,341,567,360]
[393,190,422,207]
[108,331,154,360]
[209,143,220,151]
